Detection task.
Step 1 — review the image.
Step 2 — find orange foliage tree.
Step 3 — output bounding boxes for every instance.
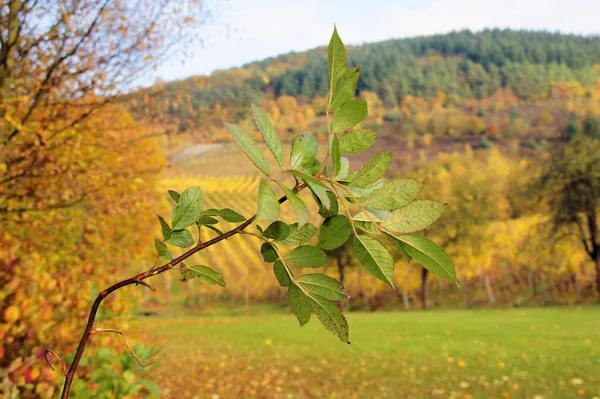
[0,1,208,397]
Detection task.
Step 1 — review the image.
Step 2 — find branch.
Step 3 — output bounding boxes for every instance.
[0,194,88,214]
[55,184,305,399]
[586,209,599,259]
[91,328,160,368]
[44,349,68,376]
[577,218,594,258]
[6,0,111,142]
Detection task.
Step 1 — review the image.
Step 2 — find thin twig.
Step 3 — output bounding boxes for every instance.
[44,349,68,376]
[91,328,160,368]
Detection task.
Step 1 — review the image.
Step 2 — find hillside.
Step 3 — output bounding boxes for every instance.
[130,29,600,139]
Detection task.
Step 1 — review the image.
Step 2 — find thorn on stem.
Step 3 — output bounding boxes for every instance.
[91,328,160,368]
[135,279,156,291]
[44,349,68,376]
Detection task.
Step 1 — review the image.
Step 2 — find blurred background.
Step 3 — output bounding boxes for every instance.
[1,0,599,398]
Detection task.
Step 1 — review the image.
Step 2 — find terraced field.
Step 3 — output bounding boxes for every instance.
[156,162,338,303]
[157,173,265,300]
[151,146,426,307]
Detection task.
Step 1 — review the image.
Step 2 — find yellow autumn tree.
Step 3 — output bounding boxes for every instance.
[0,1,208,397]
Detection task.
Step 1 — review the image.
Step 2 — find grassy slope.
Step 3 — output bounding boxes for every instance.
[137,307,599,398]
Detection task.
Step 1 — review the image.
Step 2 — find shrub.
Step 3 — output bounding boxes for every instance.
[383,110,404,123]
[477,135,494,149]
[525,139,540,150]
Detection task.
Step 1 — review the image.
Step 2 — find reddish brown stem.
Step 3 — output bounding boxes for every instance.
[57,185,304,398]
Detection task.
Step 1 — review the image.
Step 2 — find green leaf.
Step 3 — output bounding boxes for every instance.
[285,245,327,268]
[349,151,392,188]
[318,215,352,250]
[282,186,309,228]
[225,122,270,176]
[358,179,423,210]
[288,284,311,326]
[217,208,246,223]
[352,211,381,223]
[355,220,378,234]
[335,157,349,181]
[256,179,280,222]
[309,294,349,343]
[168,190,180,203]
[278,223,317,246]
[171,186,204,231]
[381,200,445,234]
[290,132,318,170]
[203,208,246,223]
[180,264,226,286]
[332,99,367,132]
[296,274,345,301]
[327,26,347,91]
[154,255,172,268]
[301,157,321,175]
[349,179,387,198]
[273,261,291,287]
[204,224,224,236]
[166,229,194,248]
[251,103,283,167]
[286,170,328,188]
[316,191,339,219]
[263,221,291,240]
[261,242,278,263]
[197,215,218,225]
[353,211,381,234]
[201,208,220,216]
[353,235,394,287]
[339,129,376,155]
[393,235,456,282]
[157,215,171,240]
[384,233,412,262]
[154,238,168,257]
[365,206,390,221]
[332,134,341,178]
[330,67,361,110]
[287,170,331,210]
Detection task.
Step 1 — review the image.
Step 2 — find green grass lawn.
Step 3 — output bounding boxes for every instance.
[136,307,600,398]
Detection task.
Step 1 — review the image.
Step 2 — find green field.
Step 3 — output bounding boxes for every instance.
[136,307,600,399]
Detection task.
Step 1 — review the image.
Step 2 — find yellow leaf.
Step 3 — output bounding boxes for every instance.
[4,306,20,323]
[30,367,40,381]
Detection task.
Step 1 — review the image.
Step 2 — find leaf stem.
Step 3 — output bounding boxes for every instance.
[271,245,296,284]
[329,181,358,237]
[330,180,395,238]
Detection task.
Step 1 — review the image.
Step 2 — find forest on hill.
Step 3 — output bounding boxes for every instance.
[131,29,600,140]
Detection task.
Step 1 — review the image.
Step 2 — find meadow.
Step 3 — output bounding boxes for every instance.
[136,307,600,399]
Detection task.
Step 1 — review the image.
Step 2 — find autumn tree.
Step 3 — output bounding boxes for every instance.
[0,0,206,213]
[0,1,208,397]
[541,135,600,299]
[415,148,512,307]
